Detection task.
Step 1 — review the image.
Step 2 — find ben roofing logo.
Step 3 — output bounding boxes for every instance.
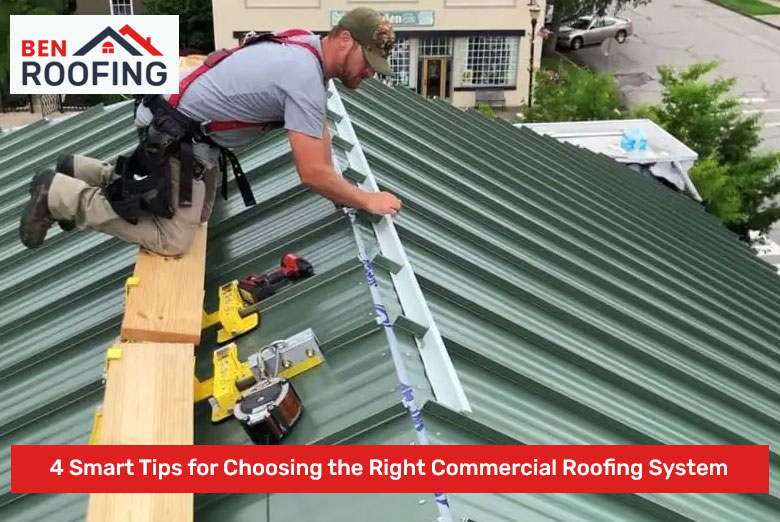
[10,15,179,94]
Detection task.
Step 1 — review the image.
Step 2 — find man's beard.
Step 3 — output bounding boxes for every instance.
[343,75,362,89]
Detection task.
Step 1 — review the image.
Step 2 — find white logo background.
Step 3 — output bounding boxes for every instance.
[10,15,179,94]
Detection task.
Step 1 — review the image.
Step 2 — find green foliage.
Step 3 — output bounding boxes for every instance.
[728,154,780,237]
[0,1,67,108]
[519,65,622,122]
[145,0,215,53]
[646,62,780,239]
[477,104,497,119]
[689,155,742,225]
[627,103,660,122]
[547,0,652,22]
[708,0,780,16]
[653,61,761,164]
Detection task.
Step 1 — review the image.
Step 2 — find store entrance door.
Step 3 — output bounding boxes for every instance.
[421,58,447,98]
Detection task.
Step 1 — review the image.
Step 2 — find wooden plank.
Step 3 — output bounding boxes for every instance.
[121,224,208,344]
[96,343,194,444]
[86,342,194,522]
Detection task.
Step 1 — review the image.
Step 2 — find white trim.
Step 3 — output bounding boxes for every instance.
[408,38,420,90]
[326,81,471,414]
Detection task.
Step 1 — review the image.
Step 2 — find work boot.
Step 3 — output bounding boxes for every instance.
[19,169,57,249]
[55,154,76,231]
[56,153,75,177]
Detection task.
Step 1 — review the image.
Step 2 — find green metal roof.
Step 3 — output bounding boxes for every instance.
[1,79,779,522]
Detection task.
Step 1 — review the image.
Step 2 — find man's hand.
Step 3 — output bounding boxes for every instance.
[365,192,402,217]
[289,129,402,217]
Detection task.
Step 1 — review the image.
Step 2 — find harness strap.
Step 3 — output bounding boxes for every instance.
[202,120,271,134]
[168,28,322,118]
[221,149,256,207]
[150,28,319,209]
[179,141,194,207]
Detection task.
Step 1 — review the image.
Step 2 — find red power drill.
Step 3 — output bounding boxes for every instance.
[238,254,314,305]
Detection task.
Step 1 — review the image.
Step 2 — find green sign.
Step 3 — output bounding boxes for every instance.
[330,10,435,27]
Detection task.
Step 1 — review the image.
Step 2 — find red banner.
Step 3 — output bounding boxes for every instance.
[11,444,768,494]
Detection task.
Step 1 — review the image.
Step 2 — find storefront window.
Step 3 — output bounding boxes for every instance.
[109,0,133,15]
[458,36,519,88]
[419,37,453,57]
[389,38,411,87]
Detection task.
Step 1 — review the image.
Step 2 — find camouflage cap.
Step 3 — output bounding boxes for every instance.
[337,7,395,76]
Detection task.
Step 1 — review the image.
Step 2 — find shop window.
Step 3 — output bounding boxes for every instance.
[389,38,411,87]
[458,36,519,88]
[419,37,453,57]
[109,0,133,15]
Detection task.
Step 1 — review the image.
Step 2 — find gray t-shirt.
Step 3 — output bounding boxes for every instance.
[135,34,326,166]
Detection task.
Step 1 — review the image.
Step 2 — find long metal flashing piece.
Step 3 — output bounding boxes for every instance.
[326,81,471,415]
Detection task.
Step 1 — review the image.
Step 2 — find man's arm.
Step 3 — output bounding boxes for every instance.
[288,129,401,216]
[323,118,334,169]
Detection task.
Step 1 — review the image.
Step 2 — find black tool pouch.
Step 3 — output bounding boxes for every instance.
[106,132,175,224]
[105,161,142,225]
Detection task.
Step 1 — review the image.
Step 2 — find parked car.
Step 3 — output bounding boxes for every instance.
[557,15,633,50]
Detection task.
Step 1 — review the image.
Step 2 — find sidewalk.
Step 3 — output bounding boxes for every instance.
[0,111,45,132]
[705,0,780,29]
[0,110,76,134]
[761,0,780,27]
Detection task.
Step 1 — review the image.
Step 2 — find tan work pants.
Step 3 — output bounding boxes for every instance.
[47,155,218,256]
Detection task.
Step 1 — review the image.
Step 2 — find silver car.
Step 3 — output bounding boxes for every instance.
[557,15,634,50]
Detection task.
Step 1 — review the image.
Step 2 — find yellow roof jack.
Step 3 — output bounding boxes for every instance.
[89,345,123,445]
[194,328,324,444]
[202,280,259,344]
[201,254,314,344]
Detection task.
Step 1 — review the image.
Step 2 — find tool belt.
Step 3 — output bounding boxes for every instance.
[105,94,256,225]
[107,29,321,225]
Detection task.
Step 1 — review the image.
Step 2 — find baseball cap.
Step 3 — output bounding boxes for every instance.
[336,7,395,76]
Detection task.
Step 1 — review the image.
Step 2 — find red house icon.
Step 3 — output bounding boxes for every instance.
[102,42,114,54]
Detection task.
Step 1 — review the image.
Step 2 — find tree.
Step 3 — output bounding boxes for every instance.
[653,62,761,164]
[649,62,780,240]
[544,0,652,54]
[518,65,622,122]
[0,1,67,109]
[145,0,215,54]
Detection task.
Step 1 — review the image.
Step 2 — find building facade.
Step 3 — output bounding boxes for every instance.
[212,0,545,109]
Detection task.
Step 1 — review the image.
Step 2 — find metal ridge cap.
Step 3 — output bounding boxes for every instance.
[326,80,471,414]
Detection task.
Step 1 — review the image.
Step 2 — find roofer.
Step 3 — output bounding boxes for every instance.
[19,7,400,256]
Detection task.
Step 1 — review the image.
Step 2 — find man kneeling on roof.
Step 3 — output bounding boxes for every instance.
[19,7,401,256]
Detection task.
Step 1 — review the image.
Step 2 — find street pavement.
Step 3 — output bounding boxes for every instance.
[567,0,780,153]
[565,0,780,245]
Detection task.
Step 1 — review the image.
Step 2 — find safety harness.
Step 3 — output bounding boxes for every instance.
[169,28,322,133]
[114,29,322,224]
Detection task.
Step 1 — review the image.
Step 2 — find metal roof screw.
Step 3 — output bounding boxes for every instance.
[418,499,426,505]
